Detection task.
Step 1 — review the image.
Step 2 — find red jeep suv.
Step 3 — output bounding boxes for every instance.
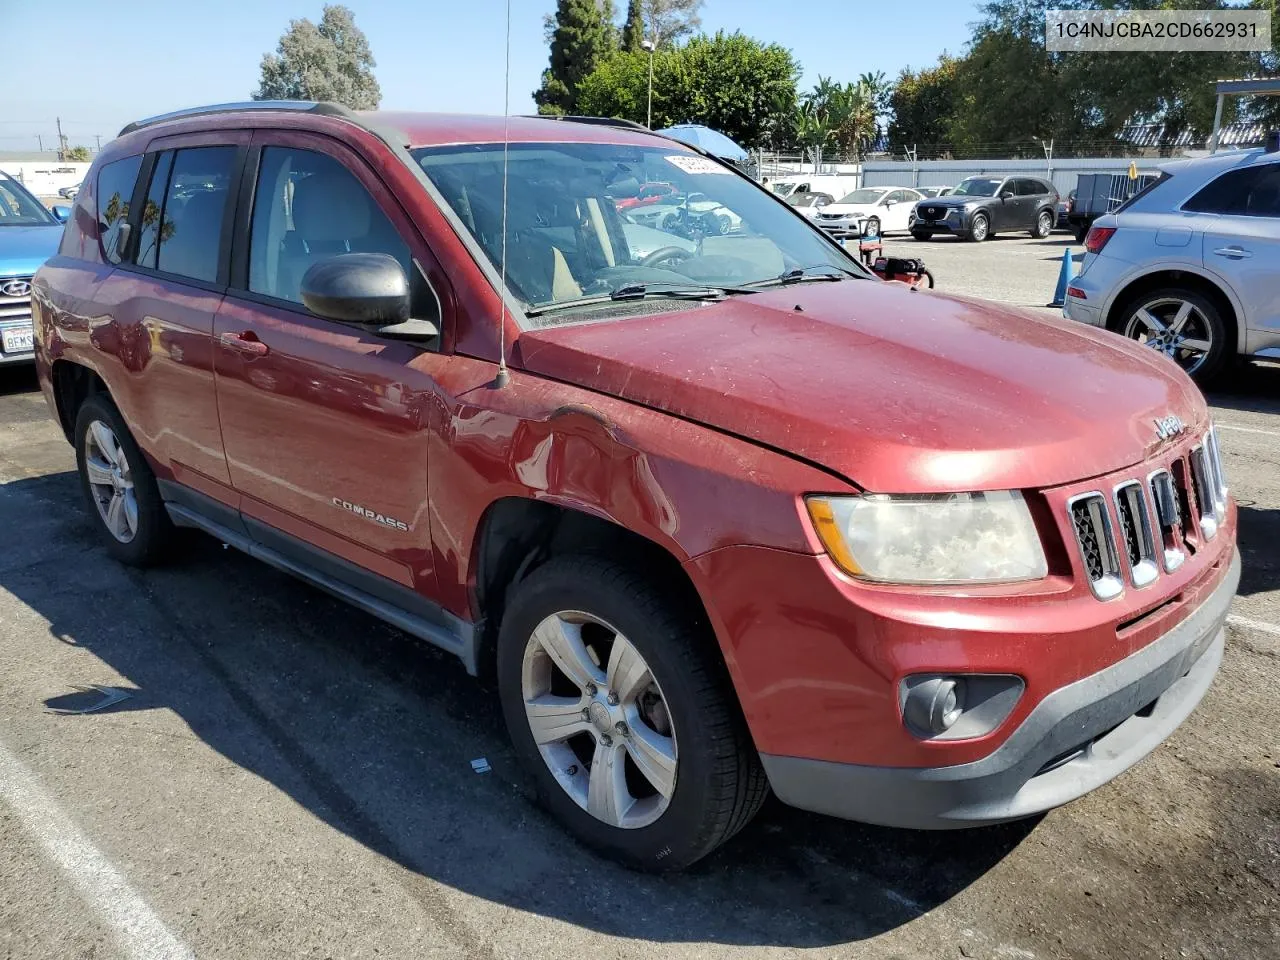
[32,102,1239,871]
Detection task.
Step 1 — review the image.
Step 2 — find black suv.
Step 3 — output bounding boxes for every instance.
[911,175,1059,242]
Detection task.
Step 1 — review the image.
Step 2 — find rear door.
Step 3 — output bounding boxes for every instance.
[89,132,246,505]
[1191,158,1280,353]
[213,130,452,599]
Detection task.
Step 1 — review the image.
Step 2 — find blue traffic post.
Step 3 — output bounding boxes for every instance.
[1048,247,1074,308]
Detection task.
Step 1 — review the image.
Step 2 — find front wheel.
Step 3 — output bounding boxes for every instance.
[967,213,990,242]
[1032,209,1053,239]
[497,555,767,871]
[1114,287,1230,383]
[911,231,933,242]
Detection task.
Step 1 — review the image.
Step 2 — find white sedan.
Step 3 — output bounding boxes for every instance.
[812,186,925,237]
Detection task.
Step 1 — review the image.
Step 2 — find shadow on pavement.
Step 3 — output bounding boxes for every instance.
[1206,361,1280,418]
[0,467,1034,949]
[0,364,39,397]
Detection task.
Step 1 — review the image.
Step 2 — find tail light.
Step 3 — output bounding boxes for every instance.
[1084,226,1116,254]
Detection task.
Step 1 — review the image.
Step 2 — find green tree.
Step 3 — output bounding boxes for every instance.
[253,4,380,109]
[888,56,961,152]
[65,145,92,162]
[639,0,703,48]
[576,32,799,148]
[621,0,645,51]
[534,0,618,114]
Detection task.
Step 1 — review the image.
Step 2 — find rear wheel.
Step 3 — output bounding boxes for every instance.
[497,555,767,871]
[1113,287,1230,383]
[1032,209,1053,239]
[74,393,175,565]
[967,213,990,242]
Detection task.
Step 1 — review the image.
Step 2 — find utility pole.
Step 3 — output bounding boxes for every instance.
[641,39,656,129]
[56,117,68,161]
[36,134,44,153]
[95,134,102,152]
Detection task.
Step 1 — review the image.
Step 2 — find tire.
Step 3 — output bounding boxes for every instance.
[74,393,175,565]
[1032,209,1053,239]
[1110,286,1231,384]
[497,555,767,871]
[911,231,933,242]
[967,213,990,242]
[1072,223,1090,244]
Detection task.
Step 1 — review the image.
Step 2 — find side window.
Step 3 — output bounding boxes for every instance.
[135,152,173,271]
[159,147,236,282]
[96,155,142,264]
[1184,164,1280,217]
[248,146,410,305]
[136,146,236,282]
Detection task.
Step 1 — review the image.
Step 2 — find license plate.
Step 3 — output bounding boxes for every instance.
[2,327,34,354]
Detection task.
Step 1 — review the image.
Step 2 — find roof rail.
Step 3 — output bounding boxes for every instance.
[117,100,357,137]
[526,115,651,132]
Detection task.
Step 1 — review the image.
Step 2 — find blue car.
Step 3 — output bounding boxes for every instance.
[1,172,70,365]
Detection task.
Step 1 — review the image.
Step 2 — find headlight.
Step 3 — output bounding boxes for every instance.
[806,492,1048,584]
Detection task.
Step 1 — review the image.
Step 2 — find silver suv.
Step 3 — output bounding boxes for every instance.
[1064,146,1280,383]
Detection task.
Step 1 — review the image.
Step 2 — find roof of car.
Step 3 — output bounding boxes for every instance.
[117,101,684,152]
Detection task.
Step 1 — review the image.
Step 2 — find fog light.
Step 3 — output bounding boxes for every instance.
[899,673,1025,741]
[904,677,965,735]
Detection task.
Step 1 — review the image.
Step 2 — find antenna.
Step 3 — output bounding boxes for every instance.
[493,0,512,389]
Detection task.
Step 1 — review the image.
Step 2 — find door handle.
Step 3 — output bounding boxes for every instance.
[220,330,269,357]
[1212,245,1252,260]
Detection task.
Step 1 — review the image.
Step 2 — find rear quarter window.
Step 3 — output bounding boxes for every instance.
[97,155,143,264]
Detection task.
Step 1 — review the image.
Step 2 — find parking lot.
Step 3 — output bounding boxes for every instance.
[1,234,1278,958]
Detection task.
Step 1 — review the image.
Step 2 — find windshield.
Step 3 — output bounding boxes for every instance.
[414,143,860,318]
[770,182,797,196]
[951,177,1002,198]
[835,188,886,205]
[0,174,57,226]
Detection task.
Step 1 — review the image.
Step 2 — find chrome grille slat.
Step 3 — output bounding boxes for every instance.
[1147,468,1187,574]
[1068,493,1123,600]
[1189,447,1218,540]
[1114,481,1158,587]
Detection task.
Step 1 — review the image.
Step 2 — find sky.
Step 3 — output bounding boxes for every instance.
[1,0,983,154]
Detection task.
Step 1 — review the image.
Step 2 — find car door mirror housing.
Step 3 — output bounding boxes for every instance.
[301,253,411,325]
[51,205,72,222]
[1000,189,1014,200]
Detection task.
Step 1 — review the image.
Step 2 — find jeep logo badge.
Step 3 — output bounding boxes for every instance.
[1154,415,1185,441]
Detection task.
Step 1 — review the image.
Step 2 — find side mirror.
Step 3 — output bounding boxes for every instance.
[999,189,1014,200]
[51,205,72,222]
[302,252,410,323]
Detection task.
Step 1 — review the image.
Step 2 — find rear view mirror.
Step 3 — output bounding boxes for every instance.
[51,205,72,222]
[301,253,411,325]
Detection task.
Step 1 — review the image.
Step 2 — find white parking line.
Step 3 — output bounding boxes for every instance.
[0,743,196,960]
[1214,423,1280,438]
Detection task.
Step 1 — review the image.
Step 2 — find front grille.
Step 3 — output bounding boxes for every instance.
[0,275,33,323]
[1066,429,1227,600]
[921,206,943,219]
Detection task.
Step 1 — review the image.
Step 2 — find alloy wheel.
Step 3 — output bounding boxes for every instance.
[84,420,138,543]
[970,215,988,241]
[1037,211,1053,237]
[1123,297,1214,375]
[521,610,678,829]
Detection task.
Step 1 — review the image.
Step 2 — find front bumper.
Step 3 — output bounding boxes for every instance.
[761,549,1238,829]
[910,209,969,235]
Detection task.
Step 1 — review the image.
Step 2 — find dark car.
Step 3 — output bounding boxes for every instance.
[911,175,1059,242]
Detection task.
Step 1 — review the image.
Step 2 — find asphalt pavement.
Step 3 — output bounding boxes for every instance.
[1,292,1278,958]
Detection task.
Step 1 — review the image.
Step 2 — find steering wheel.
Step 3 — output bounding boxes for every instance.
[640,246,693,268]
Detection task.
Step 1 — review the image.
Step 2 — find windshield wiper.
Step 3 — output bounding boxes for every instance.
[527,282,756,316]
[750,265,857,288]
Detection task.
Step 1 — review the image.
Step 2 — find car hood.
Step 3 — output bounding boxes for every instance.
[915,195,983,210]
[516,282,1206,493]
[0,224,63,277]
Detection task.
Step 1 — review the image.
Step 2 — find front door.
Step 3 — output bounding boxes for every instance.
[213,133,451,597]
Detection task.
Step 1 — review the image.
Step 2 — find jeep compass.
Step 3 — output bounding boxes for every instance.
[32,102,1238,871]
